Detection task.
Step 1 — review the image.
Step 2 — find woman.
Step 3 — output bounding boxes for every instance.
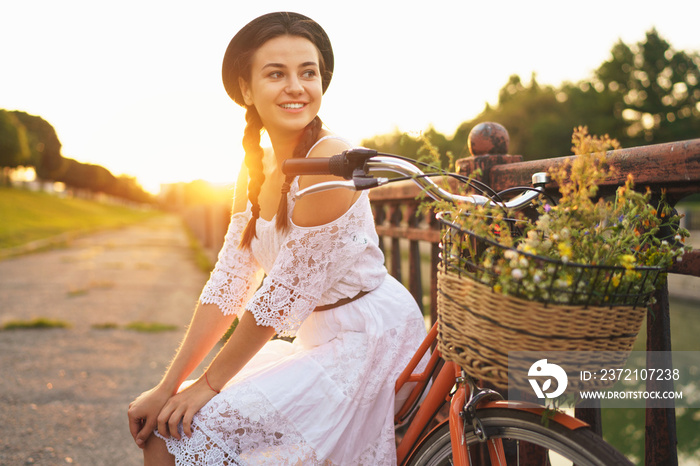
[128,12,427,465]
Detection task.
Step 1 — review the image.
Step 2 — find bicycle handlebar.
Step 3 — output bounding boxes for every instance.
[282,149,549,211]
[282,153,353,177]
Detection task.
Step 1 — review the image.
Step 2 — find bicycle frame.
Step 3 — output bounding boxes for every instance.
[394,322,590,465]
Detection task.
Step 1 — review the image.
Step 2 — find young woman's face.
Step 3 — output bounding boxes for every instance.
[240,35,323,138]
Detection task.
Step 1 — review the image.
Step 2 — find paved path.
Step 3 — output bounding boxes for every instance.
[0,215,209,466]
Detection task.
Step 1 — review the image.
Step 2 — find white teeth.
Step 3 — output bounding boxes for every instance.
[281,103,304,109]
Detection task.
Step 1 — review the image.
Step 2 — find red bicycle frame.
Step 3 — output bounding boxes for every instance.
[394,322,589,465]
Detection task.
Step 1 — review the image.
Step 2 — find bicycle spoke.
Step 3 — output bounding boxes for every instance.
[488,438,506,465]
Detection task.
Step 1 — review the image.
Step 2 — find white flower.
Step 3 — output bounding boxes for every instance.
[504,249,517,260]
[512,268,525,280]
[526,230,540,244]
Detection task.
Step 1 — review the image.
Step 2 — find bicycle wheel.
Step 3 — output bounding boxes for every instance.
[406,408,633,466]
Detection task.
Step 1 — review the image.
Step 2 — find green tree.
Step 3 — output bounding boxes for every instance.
[53,157,89,190]
[362,126,456,168]
[10,111,64,180]
[112,174,153,204]
[592,28,700,146]
[471,74,574,159]
[362,128,423,159]
[0,110,31,184]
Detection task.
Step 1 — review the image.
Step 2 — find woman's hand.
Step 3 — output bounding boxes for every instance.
[156,378,218,440]
[127,385,172,449]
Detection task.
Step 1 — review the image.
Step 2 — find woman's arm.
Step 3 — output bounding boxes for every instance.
[154,311,276,440]
[127,301,236,447]
[159,303,237,395]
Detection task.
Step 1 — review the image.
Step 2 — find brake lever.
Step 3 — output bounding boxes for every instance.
[335,148,378,179]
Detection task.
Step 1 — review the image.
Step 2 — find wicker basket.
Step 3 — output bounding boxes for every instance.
[436,212,661,390]
[437,266,646,389]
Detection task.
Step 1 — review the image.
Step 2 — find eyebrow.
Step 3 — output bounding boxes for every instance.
[262,61,319,70]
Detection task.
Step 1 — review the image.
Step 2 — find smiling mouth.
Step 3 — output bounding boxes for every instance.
[280,103,306,110]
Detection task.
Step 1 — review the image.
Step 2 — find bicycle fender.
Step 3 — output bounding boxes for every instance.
[478,400,590,430]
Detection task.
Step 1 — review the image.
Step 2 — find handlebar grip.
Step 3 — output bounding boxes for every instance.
[282,157,332,176]
[282,154,349,177]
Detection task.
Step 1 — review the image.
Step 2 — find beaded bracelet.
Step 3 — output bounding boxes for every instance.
[204,372,220,394]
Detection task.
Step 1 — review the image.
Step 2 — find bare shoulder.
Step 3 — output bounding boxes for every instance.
[306,135,352,159]
[293,135,360,228]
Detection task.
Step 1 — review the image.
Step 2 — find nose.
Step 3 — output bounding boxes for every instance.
[285,75,304,95]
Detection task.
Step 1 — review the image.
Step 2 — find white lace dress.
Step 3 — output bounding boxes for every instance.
[160,142,428,465]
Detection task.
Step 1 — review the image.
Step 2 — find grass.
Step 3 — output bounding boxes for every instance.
[66,280,116,297]
[124,321,179,333]
[1,319,180,333]
[91,322,119,330]
[183,222,215,272]
[1,317,71,330]
[0,187,158,250]
[91,321,180,332]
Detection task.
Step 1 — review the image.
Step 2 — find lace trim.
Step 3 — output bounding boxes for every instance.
[163,380,334,465]
[246,205,374,337]
[199,212,264,316]
[246,277,315,337]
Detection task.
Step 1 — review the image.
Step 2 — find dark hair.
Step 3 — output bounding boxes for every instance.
[221,12,334,248]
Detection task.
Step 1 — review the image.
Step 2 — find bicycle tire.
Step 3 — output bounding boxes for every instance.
[405,408,633,466]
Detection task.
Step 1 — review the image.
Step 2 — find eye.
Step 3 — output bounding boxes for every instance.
[301,69,318,79]
[268,71,284,79]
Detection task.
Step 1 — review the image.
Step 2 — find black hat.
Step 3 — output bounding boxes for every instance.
[222,12,334,107]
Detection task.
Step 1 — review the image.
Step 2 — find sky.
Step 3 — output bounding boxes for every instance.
[2,0,699,193]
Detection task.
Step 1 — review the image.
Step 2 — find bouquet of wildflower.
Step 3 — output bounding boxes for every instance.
[439,127,690,307]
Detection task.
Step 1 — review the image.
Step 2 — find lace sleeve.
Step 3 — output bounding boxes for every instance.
[246,207,373,337]
[199,211,264,316]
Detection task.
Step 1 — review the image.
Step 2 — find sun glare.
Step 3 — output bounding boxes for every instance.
[59,89,247,195]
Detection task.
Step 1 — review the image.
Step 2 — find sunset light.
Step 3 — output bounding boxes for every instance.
[2,0,699,194]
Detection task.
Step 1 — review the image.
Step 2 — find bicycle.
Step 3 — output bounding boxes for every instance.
[283,149,635,465]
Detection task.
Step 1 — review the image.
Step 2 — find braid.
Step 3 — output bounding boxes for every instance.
[239,107,265,249]
[275,116,323,230]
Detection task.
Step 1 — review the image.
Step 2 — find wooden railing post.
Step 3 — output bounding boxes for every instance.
[389,203,403,283]
[645,285,678,466]
[407,203,424,314]
[455,122,522,182]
